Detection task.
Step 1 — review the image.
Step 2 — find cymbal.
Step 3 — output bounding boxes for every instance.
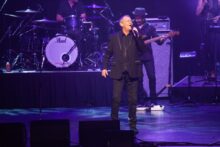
[65,15,77,19]
[85,4,106,9]
[3,13,21,18]
[16,8,40,14]
[33,18,57,24]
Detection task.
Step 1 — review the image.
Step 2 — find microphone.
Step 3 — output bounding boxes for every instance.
[131,26,139,37]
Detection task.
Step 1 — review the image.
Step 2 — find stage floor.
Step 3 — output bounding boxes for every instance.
[1,100,220,147]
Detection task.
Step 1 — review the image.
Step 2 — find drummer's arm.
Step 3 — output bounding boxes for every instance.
[56,14,64,22]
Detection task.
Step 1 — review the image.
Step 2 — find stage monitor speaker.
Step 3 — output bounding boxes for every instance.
[0,123,26,147]
[79,120,120,147]
[30,119,70,147]
[105,130,135,147]
[143,37,173,97]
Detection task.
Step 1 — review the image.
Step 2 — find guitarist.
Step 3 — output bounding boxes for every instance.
[132,7,166,107]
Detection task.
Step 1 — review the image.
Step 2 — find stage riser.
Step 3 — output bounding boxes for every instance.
[171,87,220,103]
[171,76,220,103]
[0,72,113,108]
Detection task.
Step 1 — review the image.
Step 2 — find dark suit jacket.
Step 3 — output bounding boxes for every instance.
[102,31,145,79]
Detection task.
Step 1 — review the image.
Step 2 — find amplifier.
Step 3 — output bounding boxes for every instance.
[145,17,170,31]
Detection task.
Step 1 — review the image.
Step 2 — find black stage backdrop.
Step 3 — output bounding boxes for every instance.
[0,0,201,82]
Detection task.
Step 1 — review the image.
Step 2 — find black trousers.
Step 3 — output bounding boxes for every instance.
[138,59,157,103]
[111,72,138,128]
[143,59,156,98]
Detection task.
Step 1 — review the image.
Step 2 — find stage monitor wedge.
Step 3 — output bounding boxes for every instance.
[79,120,120,147]
[0,123,26,147]
[30,119,70,147]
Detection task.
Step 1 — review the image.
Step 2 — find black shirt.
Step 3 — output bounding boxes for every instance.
[120,31,135,71]
[57,0,85,18]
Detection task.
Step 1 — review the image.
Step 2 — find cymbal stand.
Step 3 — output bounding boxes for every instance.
[30,25,40,70]
[99,4,116,34]
[0,26,15,69]
[13,25,41,71]
[0,0,8,12]
[40,34,50,70]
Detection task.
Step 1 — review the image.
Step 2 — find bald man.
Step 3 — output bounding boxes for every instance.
[102,15,144,134]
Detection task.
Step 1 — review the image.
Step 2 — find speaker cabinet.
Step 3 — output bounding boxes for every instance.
[79,120,120,147]
[30,119,70,147]
[105,130,134,147]
[0,123,26,147]
[143,37,173,97]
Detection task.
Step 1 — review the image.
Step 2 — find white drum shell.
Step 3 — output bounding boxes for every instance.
[45,36,78,68]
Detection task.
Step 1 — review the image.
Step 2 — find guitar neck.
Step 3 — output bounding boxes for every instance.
[143,31,179,45]
[144,36,163,45]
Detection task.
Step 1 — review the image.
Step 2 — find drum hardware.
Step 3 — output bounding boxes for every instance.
[31,17,61,70]
[12,8,55,71]
[0,26,16,68]
[12,25,41,71]
[80,21,93,32]
[1,3,115,71]
[14,7,42,37]
[103,0,114,18]
[0,13,22,70]
[83,51,102,69]
[99,5,116,34]
[40,36,50,70]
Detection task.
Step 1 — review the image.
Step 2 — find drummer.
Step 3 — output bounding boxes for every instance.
[56,0,86,22]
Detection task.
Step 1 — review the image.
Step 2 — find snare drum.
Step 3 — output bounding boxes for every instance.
[45,35,78,68]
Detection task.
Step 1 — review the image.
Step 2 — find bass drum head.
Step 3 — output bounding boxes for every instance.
[45,36,78,68]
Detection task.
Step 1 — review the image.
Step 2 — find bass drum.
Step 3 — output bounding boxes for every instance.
[45,35,78,68]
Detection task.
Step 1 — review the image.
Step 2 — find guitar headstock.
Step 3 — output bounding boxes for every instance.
[168,31,180,37]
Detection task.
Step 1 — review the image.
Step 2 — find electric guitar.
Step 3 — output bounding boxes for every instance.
[143,31,180,45]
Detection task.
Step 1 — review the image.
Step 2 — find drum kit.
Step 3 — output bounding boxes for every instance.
[0,3,115,71]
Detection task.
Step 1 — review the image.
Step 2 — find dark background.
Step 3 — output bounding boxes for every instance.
[0,0,202,82]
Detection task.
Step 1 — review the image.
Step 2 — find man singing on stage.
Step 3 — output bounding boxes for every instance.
[101,15,144,134]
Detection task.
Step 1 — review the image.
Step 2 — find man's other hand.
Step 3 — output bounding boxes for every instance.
[101,69,108,78]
